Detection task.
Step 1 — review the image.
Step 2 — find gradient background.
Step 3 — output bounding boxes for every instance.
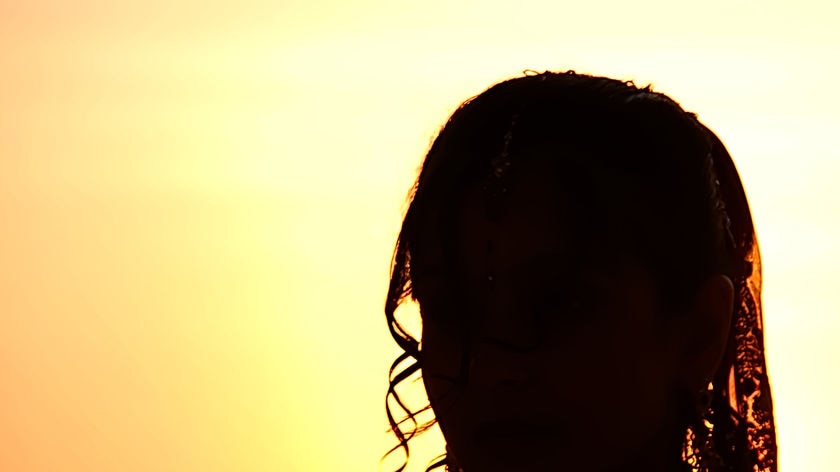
[1,1,838,471]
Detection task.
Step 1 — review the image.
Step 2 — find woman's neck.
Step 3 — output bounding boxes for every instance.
[607,423,690,472]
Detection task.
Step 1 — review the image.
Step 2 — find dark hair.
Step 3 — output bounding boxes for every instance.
[383,71,777,472]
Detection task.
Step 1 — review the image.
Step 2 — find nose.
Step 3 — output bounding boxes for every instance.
[469,340,535,389]
[470,286,540,387]
[478,277,541,351]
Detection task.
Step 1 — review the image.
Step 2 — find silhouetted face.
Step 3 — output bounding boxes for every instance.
[416,150,686,472]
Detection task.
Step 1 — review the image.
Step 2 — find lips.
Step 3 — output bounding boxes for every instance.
[468,418,567,469]
[472,418,565,442]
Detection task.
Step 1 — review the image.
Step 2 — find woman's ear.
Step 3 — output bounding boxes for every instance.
[673,274,734,391]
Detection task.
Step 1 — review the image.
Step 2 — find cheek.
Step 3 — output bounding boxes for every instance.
[547,317,675,449]
[420,322,475,462]
[605,325,674,415]
[420,323,467,409]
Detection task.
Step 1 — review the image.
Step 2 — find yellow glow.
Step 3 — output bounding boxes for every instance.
[1,0,838,470]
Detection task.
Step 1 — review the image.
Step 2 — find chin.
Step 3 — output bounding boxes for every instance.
[461,445,583,472]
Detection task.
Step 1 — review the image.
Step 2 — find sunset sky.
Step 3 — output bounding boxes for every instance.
[1,1,838,471]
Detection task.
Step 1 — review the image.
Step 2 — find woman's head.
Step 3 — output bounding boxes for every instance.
[384,71,776,472]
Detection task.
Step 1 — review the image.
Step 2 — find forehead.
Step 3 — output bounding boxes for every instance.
[455,151,601,278]
[455,154,569,273]
[410,143,645,288]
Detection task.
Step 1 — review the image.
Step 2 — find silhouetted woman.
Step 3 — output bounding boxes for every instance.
[383,71,777,472]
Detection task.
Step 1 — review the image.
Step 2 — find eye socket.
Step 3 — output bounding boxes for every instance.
[529,277,607,325]
[415,277,464,324]
[533,287,585,317]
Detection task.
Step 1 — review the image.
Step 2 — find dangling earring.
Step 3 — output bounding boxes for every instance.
[696,385,713,427]
[694,384,726,471]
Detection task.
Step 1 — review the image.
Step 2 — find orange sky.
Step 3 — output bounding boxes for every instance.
[1,1,838,471]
